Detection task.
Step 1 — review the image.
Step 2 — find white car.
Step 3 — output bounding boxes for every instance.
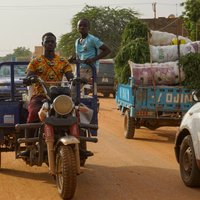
[175,91,200,187]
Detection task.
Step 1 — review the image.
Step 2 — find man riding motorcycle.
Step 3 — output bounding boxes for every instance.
[19,32,74,157]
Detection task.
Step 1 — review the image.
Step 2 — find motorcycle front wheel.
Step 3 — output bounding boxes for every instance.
[56,145,77,200]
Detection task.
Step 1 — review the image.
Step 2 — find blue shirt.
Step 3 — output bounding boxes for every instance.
[75,34,103,68]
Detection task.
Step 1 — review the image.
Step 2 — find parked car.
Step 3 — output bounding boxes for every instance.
[96,59,116,98]
[174,90,200,187]
[0,63,28,100]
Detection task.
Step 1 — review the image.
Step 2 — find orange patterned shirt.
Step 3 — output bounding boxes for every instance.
[26,55,72,97]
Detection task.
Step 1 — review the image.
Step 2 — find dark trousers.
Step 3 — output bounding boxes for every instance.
[26,95,46,138]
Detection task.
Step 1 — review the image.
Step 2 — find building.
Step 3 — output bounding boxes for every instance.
[32,46,61,58]
[32,46,43,58]
[141,17,188,37]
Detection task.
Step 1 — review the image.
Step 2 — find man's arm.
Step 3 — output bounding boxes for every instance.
[85,44,111,64]
[98,44,111,59]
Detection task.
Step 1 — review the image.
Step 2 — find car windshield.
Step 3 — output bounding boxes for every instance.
[98,63,114,75]
[0,64,26,78]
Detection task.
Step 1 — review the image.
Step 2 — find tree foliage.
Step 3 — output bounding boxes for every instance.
[0,54,13,62]
[57,5,138,58]
[180,53,200,89]
[115,19,150,83]
[13,47,31,58]
[0,47,32,62]
[181,0,200,40]
[57,32,79,58]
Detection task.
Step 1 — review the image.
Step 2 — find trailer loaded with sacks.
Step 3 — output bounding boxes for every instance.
[115,30,200,139]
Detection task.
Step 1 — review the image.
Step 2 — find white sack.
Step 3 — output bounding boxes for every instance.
[150,42,199,63]
[150,30,192,46]
[128,60,185,86]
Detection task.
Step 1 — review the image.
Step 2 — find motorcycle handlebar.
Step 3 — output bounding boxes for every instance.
[22,76,87,86]
[22,76,39,86]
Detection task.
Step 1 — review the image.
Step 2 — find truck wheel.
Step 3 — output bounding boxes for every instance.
[97,99,100,113]
[56,145,77,200]
[80,139,87,166]
[179,135,200,187]
[113,91,116,98]
[0,151,1,169]
[135,118,141,129]
[124,110,135,139]
[103,92,110,98]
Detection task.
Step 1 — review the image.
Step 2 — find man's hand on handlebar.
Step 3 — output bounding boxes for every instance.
[22,75,38,86]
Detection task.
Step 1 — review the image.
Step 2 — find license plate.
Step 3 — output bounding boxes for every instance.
[3,115,14,124]
[102,78,108,82]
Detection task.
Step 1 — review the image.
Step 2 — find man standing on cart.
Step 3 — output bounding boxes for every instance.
[75,18,111,81]
[74,19,111,159]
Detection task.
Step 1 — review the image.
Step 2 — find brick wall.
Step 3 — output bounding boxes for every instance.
[32,46,61,57]
[141,17,188,36]
[33,46,43,57]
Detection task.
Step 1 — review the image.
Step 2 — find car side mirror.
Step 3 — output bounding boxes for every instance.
[192,90,200,102]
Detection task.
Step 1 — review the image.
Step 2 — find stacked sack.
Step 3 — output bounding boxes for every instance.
[128,60,185,86]
[129,30,200,86]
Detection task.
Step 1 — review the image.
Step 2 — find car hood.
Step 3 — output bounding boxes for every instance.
[180,102,200,131]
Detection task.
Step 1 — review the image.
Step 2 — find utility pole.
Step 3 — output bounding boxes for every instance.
[152,2,157,19]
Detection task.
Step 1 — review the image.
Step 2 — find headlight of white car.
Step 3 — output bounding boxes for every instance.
[53,95,74,115]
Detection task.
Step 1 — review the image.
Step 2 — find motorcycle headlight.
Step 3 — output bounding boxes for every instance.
[53,95,74,115]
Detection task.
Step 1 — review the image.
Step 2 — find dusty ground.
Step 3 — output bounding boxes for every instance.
[0,97,200,200]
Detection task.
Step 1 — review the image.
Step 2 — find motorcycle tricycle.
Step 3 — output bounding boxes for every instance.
[0,61,98,200]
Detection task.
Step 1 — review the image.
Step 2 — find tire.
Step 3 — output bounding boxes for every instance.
[124,110,135,139]
[179,135,200,187]
[79,139,87,167]
[56,145,77,200]
[0,151,1,169]
[135,118,141,129]
[103,92,110,98]
[144,120,158,130]
[97,100,100,113]
[113,90,116,98]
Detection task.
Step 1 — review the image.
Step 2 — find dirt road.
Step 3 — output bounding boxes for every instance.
[0,97,200,200]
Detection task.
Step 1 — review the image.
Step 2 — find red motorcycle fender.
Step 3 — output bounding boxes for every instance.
[57,135,80,146]
[56,136,81,174]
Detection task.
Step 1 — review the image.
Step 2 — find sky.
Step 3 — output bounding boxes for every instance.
[0,0,185,57]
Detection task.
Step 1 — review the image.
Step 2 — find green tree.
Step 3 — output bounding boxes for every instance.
[0,54,13,62]
[57,5,138,58]
[13,47,32,61]
[115,19,150,83]
[180,53,200,89]
[181,0,200,40]
[0,47,32,62]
